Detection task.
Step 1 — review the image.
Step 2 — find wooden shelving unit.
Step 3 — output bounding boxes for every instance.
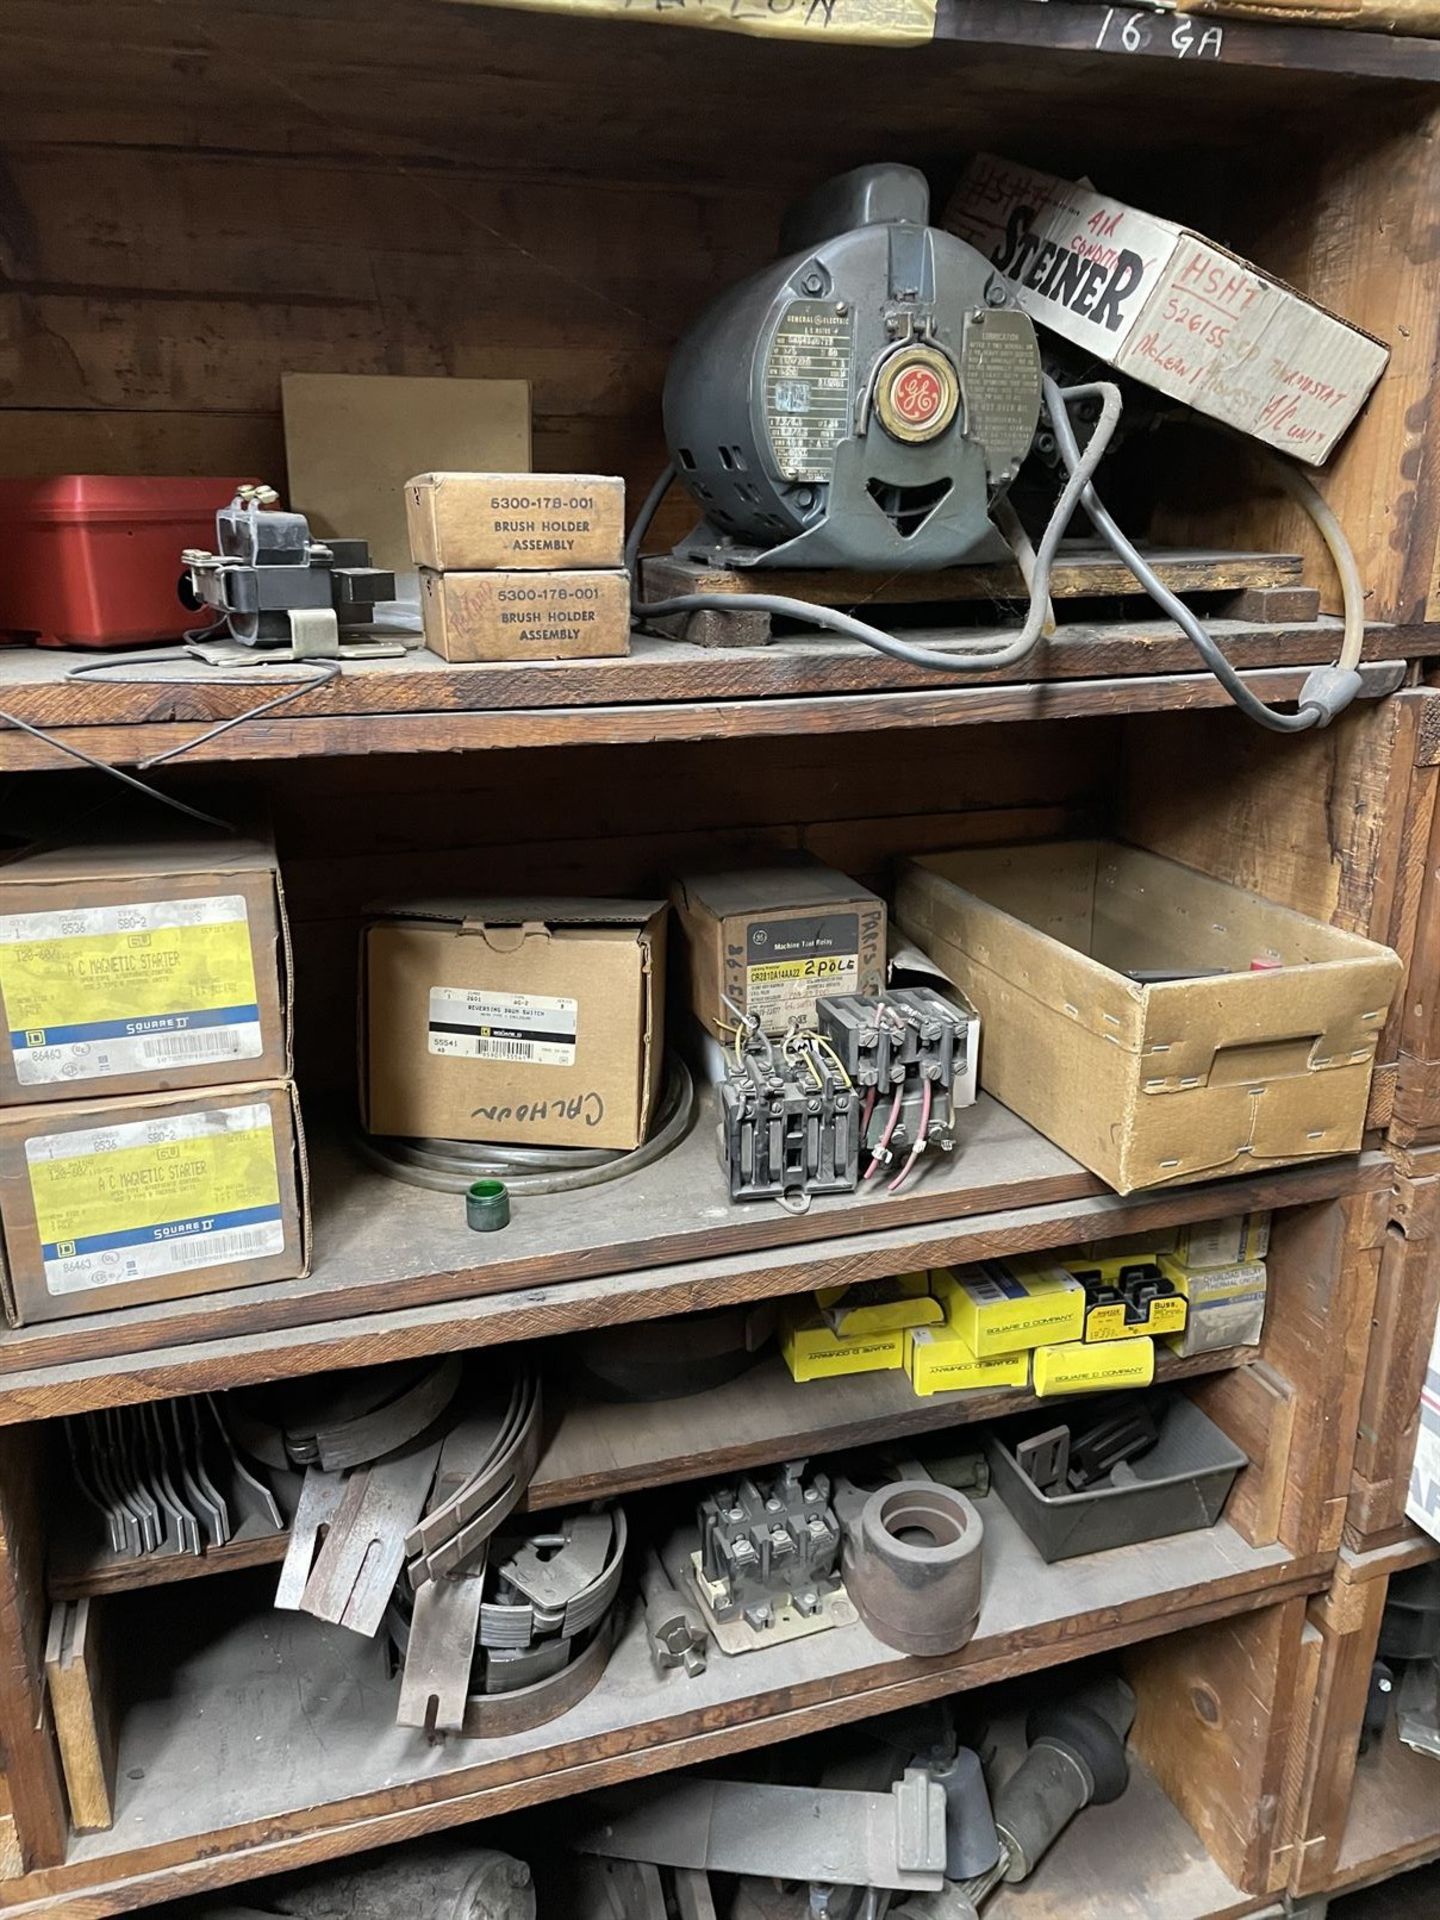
[0,1102,1388,1419]
[1,0,1439,1914]
[0,1497,1328,1917]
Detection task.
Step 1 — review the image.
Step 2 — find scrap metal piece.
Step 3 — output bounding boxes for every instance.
[503,1514,612,1611]
[406,1372,542,1588]
[574,1774,947,1892]
[206,1395,284,1531]
[275,1466,348,1611]
[841,1480,984,1657]
[301,1438,444,1636]
[1014,1428,1069,1498]
[228,1357,462,1474]
[397,1566,487,1733]
[673,1868,719,1920]
[641,1551,708,1678]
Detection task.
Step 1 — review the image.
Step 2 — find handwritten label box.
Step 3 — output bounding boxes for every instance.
[946,154,1388,465]
[362,900,667,1151]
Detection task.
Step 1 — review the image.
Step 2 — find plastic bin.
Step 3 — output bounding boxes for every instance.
[987,1395,1248,1562]
[0,476,245,649]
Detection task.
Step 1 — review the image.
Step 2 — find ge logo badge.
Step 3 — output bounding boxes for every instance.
[895,366,943,424]
[752,929,768,945]
[875,347,960,445]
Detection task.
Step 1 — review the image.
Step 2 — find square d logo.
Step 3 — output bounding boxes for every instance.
[56,1241,76,1259]
[25,1030,45,1048]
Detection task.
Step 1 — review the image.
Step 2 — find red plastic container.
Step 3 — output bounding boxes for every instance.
[0,476,248,650]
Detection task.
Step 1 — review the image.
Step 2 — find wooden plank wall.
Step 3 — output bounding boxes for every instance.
[258,720,1117,1089]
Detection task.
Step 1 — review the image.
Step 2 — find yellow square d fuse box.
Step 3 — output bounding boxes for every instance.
[933,1258,1085,1359]
[1032,1337,1156,1397]
[781,1309,905,1383]
[906,1323,1030,1397]
[815,1271,942,1337]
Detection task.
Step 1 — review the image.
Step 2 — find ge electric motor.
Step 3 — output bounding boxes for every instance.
[663,162,1043,571]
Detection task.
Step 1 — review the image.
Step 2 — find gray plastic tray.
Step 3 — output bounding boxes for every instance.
[987,1395,1248,1563]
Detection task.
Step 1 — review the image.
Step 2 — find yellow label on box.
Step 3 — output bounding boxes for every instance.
[934,1258,1085,1358]
[1032,1338,1156,1397]
[782,1312,904,1383]
[815,1272,941,1336]
[0,896,261,1088]
[26,1104,284,1297]
[1082,1295,1188,1343]
[906,1323,1029,1397]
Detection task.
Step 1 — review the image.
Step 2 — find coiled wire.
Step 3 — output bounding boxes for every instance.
[359,1055,696,1196]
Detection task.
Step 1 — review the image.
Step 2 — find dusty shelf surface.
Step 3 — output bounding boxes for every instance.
[48,1344,1252,1597]
[0,1091,1384,1422]
[0,1496,1328,1917]
[1334,1720,1440,1893]
[0,620,1412,767]
[987,1760,1268,1920]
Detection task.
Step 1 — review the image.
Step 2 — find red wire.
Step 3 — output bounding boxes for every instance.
[862,1084,905,1182]
[888,1078,933,1194]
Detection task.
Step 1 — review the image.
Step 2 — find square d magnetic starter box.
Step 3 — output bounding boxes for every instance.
[672,858,886,1039]
[362,898,666,1151]
[0,817,291,1107]
[0,1081,308,1326]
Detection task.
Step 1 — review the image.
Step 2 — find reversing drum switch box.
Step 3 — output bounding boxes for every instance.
[362,898,667,1151]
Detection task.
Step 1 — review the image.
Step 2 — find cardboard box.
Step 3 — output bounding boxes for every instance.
[362,899,666,1151]
[933,1258,1085,1358]
[906,1322,1029,1397]
[419,568,630,663]
[673,858,886,1038]
[283,376,531,573]
[815,1271,941,1337]
[1160,1252,1268,1357]
[897,841,1402,1194]
[405,473,625,572]
[1177,0,1440,31]
[1173,1212,1271,1268]
[945,154,1388,465]
[0,823,290,1106]
[1032,1337,1156,1397]
[782,1308,905,1383]
[0,1081,307,1325]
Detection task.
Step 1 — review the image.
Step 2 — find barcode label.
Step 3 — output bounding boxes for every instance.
[141,1030,245,1064]
[168,1226,278,1265]
[428,986,577,1068]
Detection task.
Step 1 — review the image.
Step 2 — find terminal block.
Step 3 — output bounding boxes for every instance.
[696,1463,843,1632]
[717,1047,859,1203]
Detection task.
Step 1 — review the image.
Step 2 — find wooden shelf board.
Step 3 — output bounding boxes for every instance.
[934,0,1440,84]
[1338,1528,1440,1588]
[986,1760,1269,1920]
[0,1095,1386,1423]
[1331,1720,1440,1894]
[47,1344,1253,1598]
[0,1501,1330,1917]
[0,625,1414,768]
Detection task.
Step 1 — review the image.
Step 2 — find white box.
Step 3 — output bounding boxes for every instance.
[945,155,1388,466]
[1406,1302,1440,1543]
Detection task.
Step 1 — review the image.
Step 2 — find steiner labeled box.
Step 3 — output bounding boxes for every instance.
[898,841,1402,1194]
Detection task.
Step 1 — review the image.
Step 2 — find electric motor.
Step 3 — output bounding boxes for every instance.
[663,163,1043,571]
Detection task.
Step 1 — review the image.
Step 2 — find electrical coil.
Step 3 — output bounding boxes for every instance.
[360,1055,696,1196]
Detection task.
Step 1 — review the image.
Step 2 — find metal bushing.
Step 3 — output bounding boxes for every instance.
[842,1479,984,1656]
[467,1179,511,1232]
